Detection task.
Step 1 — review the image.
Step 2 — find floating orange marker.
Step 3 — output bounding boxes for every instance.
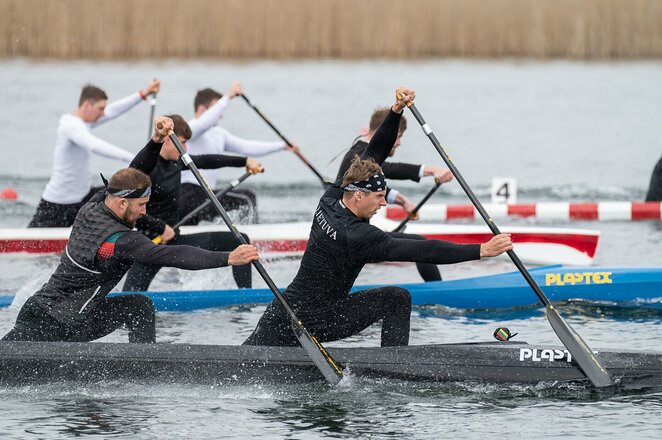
[0,188,17,200]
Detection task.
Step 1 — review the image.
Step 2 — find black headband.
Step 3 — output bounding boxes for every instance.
[342,172,387,193]
[101,173,151,199]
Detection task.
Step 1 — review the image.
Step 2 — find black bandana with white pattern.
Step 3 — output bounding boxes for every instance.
[342,172,387,192]
[101,173,151,199]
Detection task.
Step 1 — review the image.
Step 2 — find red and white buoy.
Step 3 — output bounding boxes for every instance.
[386,201,662,222]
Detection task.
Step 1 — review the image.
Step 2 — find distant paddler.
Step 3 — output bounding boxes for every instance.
[179,81,300,225]
[335,107,455,283]
[244,86,512,348]
[337,107,453,216]
[3,117,258,343]
[28,79,161,228]
[122,114,263,292]
[646,154,662,201]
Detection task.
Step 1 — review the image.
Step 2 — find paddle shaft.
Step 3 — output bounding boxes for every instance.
[405,103,551,304]
[240,94,330,186]
[147,93,157,140]
[392,181,441,233]
[161,125,343,384]
[173,172,253,230]
[404,101,614,387]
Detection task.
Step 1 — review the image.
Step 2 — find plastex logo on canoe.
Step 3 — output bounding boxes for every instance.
[519,348,572,363]
[545,271,612,286]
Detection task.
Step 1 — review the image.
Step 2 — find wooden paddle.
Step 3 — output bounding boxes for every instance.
[159,122,344,385]
[400,98,614,388]
[392,181,442,233]
[152,171,259,244]
[240,94,332,187]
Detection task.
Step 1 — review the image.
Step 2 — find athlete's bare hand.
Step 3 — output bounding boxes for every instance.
[480,234,513,258]
[403,199,420,221]
[393,86,416,113]
[246,159,264,174]
[228,244,259,265]
[227,81,243,99]
[152,116,173,142]
[394,193,419,221]
[424,166,453,185]
[285,143,301,155]
[142,79,160,97]
[160,225,176,244]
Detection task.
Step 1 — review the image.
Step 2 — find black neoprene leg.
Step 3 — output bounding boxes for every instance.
[122,263,161,291]
[309,286,412,347]
[1,297,69,341]
[2,295,156,343]
[179,183,210,225]
[27,199,84,228]
[175,232,252,288]
[243,286,412,347]
[78,295,156,343]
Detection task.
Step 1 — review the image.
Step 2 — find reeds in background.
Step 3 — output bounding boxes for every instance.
[1,0,661,59]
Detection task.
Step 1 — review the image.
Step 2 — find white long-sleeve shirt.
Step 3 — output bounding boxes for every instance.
[42,92,143,204]
[181,96,285,186]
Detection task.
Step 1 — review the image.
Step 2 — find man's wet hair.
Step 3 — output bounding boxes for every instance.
[165,114,192,141]
[369,107,407,134]
[79,84,108,106]
[107,168,151,196]
[342,155,383,189]
[194,88,223,111]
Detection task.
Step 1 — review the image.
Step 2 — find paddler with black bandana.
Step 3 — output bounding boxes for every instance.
[244,86,513,347]
[2,117,259,344]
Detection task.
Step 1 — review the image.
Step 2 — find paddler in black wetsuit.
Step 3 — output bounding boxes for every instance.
[122,114,263,291]
[336,107,455,282]
[2,117,259,344]
[646,155,662,201]
[244,86,513,347]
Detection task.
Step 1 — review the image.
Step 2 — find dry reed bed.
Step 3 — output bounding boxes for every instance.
[1,0,661,59]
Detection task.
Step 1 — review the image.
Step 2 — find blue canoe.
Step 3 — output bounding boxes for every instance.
[3,266,659,311]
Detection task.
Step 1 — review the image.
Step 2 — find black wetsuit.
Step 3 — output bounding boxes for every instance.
[3,140,235,343]
[646,155,662,201]
[244,109,480,347]
[336,139,441,282]
[28,186,103,228]
[336,139,422,183]
[122,153,252,291]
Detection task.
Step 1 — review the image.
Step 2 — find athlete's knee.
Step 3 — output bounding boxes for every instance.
[125,294,155,318]
[240,232,250,243]
[386,286,411,308]
[138,295,155,315]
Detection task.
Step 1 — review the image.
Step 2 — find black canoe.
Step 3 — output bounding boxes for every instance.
[1,341,661,390]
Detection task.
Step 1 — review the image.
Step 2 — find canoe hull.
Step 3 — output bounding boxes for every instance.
[1,341,660,390]
[0,219,599,266]
[2,266,661,311]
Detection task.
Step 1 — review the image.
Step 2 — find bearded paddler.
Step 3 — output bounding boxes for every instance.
[3,117,258,343]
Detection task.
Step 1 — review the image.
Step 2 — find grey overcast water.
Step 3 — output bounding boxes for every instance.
[0,59,661,439]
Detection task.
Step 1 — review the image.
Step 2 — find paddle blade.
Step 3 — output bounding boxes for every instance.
[546,305,614,388]
[292,320,343,385]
